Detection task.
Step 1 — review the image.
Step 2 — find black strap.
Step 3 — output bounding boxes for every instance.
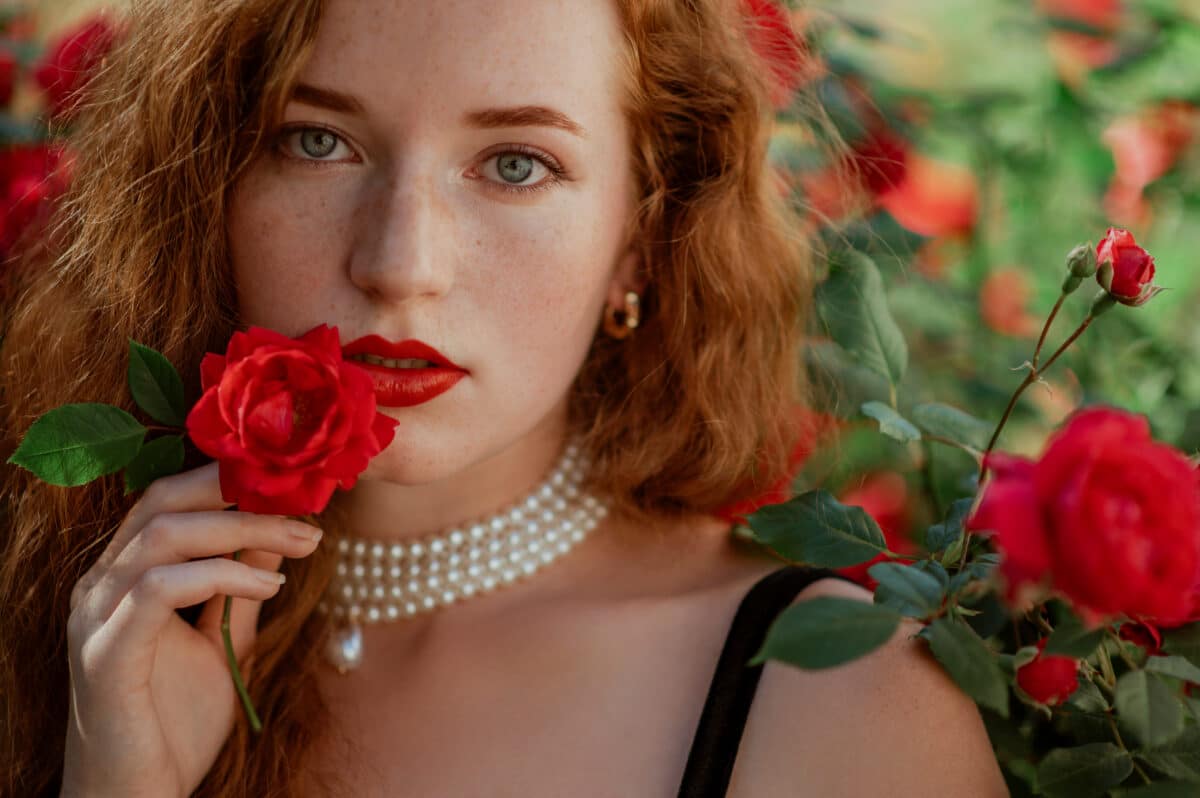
[676,565,852,798]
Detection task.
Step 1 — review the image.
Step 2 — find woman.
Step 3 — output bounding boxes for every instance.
[0,0,1007,795]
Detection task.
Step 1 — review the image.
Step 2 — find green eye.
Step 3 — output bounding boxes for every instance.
[299,129,339,159]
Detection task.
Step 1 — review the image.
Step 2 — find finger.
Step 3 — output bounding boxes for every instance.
[82,558,286,679]
[195,548,286,662]
[88,511,321,623]
[74,462,232,608]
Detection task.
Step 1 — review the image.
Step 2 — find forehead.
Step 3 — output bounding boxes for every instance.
[302,0,626,124]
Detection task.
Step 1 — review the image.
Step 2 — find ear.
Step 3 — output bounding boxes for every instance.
[606,246,647,310]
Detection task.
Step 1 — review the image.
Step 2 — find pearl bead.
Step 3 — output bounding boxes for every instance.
[490,517,505,533]
[337,538,350,553]
[386,605,400,620]
[449,530,465,546]
[430,539,445,554]
[409,542,424,557]
[390,543,404,559]
[470,524,486,540]
[371,543,384,559]
[353,541,366,557]
[367,606,381,623]
[370,564,383,579]
[389,565,402,580]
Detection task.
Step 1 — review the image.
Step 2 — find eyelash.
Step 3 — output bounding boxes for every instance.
[273,125,568,195]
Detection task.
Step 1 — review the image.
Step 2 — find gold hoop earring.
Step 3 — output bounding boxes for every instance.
[602,291,640,340]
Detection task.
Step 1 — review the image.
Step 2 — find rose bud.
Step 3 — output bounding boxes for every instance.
[1118,621,1164,656]
[1061,243,1097,294]
[1095,227,1164,307]
[1016,640,1080,706]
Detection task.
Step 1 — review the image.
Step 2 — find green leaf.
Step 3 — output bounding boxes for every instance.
[1115,670,1186,748]
[128,340,187,427]
[925,497,973,554]
[750,596,901,669]
[1110,783,1200,798]
[1137,725,1200,782]
[860,401,921,443]
[921,618,1009,718]
[1043,614,1107,658]
[910,402,991,451]
[746,490,889,568]
[815,247,908,386]
[1034,743,1133,797]
[1066,678,1109,714]
[869,561,945,618]
[123,435,186,495]
[1145,655,1200,685]
[1163,622,1200,665]
[7,404,146,486]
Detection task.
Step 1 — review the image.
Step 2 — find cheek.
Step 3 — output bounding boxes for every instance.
[227,167,356,327]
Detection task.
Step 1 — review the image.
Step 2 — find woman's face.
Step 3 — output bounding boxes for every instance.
[227,0,640,485]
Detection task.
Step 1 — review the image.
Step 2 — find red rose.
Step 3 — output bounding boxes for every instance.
[0,144,70,259]
[968,406,1200,625]
[1016,640,1080,706]
[33,16,118,120]
[1118,621,1164,656]
[1095,227,1161,307]
[836,471,917,589]
[741,0,811,110]
[185,324,399,516]
[979,268,1040,339]
[0,49,16,108]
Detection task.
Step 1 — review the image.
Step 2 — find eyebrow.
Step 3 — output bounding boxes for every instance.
[289,82,588,139]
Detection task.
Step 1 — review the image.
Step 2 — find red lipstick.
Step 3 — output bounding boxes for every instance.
[342,335,467,408]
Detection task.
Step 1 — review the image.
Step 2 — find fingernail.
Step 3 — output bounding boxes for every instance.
[254,568,287,585]
[290,525,324,543]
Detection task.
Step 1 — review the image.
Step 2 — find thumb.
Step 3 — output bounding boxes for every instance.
[195,548,285,670]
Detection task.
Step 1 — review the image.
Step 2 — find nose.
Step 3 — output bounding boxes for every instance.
[347,166,455,302]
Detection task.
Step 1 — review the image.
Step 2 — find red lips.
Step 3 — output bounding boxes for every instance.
[341,334,468,408]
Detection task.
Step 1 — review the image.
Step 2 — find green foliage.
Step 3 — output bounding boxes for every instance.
[751,596,902,669]
[745,490,890,567]
[127,340,187,427]
[1034,743,1133,797]
[7,404,146,486]
[921,618,1010,717]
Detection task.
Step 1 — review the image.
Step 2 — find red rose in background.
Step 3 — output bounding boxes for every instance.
[33,15,118,120]
[1102,102,1197,226]
[836,471,917,589]
[876,152,979,239]
[1036,0,1122,84]
[1095,227,1161,306]
[1016,640,1080,706]
[979,268,1040,338]
[0,49,16,108]
[741,0,814,110]
[0,144,70,261]
[713,405,840,525]
[186,324,399,516]
[968,406,1200,625]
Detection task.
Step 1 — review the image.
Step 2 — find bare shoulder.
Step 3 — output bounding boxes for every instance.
[726,575,1010,798]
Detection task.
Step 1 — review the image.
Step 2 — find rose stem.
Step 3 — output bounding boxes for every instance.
[1031,294,1065,369]
[224,550,263,733]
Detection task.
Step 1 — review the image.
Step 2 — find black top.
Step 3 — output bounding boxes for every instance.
[676,565,853,798]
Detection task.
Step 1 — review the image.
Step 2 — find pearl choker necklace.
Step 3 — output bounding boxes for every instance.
[317,437,609,673]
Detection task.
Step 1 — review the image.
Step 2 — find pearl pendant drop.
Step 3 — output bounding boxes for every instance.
[317,436,607,674]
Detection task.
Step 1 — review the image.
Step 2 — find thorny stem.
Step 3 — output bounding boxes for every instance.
[1106,629,1143,672]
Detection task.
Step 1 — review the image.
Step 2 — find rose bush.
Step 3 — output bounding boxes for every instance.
[1016,640,1081,707]
[1095,227,1162,307]
[186,324,399,516]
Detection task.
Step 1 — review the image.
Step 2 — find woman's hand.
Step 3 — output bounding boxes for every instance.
[61,462,323,797]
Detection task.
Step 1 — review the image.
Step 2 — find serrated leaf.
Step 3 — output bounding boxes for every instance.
[128,340,187,427]
[869,561,945,618]
[7,404,146,486]
[1136,725,1200,782]
[860,401,921,443]
[749,596,901,669]
[1163,622,1200,665]
[925,497,974,554]
[910,402,991,452]
[746,489,889,568]
[921,618,1009,717]
[1034,743,1133,797]
[1043,613,1107,658]
[123,435,186,494]
[1115,670,1186,748]
[1145,655,1200,684]
[815,247,908,386]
